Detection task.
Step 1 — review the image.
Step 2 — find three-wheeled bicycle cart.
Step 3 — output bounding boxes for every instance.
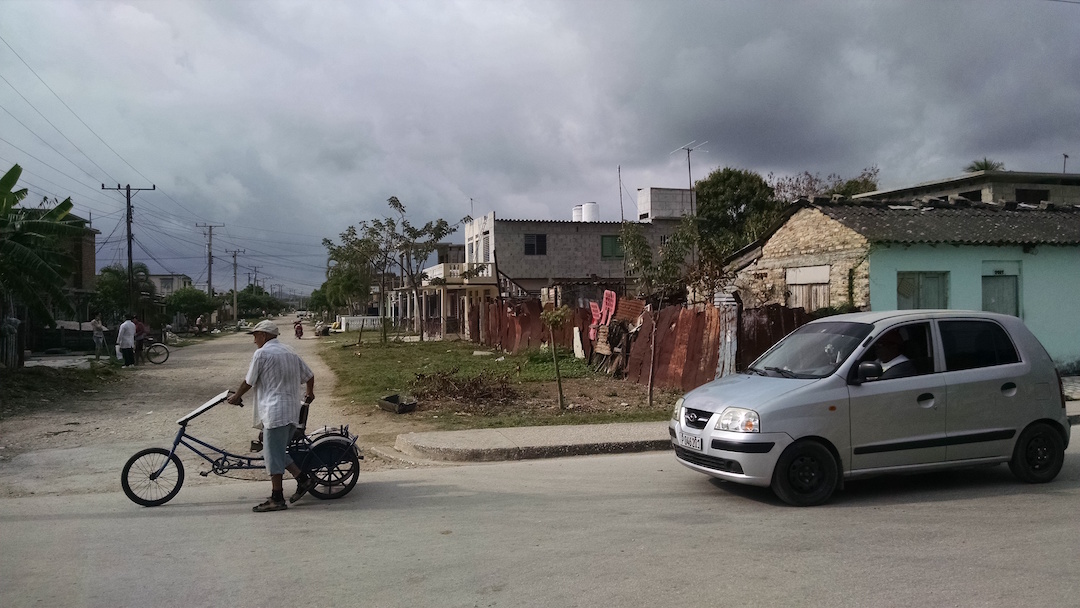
[121,390,361,507]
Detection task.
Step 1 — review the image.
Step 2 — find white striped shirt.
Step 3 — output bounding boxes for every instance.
[244,338,314,430]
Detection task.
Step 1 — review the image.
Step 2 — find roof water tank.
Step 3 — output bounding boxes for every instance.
[582,201,599,222]
[572,205,583,222]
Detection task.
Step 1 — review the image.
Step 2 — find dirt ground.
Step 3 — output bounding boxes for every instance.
[0,321,443,499]
[0,321,675,499]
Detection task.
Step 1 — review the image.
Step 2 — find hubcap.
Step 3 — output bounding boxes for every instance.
[1027,435,1051,470]
[789,455,822,492]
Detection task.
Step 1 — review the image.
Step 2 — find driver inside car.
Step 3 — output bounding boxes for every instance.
[868,329,918,380]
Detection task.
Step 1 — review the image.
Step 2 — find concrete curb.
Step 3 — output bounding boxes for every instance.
[383,402,1080,465]
[393,421,673,463]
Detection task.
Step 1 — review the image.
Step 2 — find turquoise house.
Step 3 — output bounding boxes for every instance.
[730,199,1080,368]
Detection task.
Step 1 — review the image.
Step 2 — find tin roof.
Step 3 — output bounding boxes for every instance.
[817,200,1080,246]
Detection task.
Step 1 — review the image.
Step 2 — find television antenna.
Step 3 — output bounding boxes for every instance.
[670,140,707,215]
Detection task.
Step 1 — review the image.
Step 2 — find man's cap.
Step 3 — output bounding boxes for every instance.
[248,320,279,336]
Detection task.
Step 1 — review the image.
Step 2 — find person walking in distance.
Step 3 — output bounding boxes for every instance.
[226,320,316,512]
[90,312,108,359]
[117,314,137,368]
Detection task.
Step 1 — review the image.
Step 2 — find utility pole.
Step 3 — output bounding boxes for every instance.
[227,249,244,322]
[102,183,155,310]
[196,223,224,297]
[252,266,261,293]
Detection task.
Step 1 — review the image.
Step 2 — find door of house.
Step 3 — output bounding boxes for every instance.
[982,275,1018,316]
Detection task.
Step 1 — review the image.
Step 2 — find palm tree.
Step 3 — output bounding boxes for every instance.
[964,158,1005,172]
[0,164,85,325]
[1,164,87,367]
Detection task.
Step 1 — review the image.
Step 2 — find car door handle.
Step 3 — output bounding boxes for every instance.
[1001,382,1017,397]
[917,393,936,408]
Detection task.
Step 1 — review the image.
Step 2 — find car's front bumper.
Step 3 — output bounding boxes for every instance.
[669,420,792,487]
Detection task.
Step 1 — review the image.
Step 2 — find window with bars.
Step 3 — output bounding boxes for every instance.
[524,233,547,255]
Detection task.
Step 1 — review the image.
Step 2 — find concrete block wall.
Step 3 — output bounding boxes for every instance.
[984,182,1080,205]
[494,219,680,282]
[636,187,694,221]
[734,208,871,309]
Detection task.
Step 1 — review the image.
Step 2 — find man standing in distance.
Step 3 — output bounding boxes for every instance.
[117,314,136,368]
[227,320,316,512]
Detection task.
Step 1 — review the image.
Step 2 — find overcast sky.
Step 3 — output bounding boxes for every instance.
[3,0,1078,294]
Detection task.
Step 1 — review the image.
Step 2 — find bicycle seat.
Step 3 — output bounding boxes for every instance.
[290,402,311,443]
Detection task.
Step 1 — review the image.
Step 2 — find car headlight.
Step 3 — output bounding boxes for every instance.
[672,397,684,420]
[718,407,760,433]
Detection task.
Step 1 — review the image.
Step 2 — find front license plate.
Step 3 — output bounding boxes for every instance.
[678,432,702,451]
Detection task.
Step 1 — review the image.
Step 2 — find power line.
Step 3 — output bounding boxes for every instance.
[0,74,118,183]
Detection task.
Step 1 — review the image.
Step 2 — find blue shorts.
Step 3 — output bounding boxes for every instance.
[263,424,295,475]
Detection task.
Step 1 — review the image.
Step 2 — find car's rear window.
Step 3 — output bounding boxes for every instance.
[939,320,1020,371]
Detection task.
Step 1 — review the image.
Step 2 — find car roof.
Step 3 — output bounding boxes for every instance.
[808,309,1019,327]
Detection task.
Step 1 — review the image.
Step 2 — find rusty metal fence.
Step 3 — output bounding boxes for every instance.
[475,298,812,394]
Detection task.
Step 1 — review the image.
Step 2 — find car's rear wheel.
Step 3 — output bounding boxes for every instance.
[771,440,838,507]
[1008,422,1064,483]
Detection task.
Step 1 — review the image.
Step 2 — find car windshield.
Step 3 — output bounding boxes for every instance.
[748,321,874,378]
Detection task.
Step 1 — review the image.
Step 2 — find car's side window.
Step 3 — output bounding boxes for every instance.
[939,320,1020,371]
[857,322,934,380]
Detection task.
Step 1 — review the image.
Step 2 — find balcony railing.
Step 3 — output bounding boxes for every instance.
[421,262,497,286]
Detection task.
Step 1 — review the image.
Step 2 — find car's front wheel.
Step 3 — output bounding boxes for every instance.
[1009,422,1064,483]
[771,440,838,507]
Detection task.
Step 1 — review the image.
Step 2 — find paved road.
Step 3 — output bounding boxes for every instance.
[3,448,1080,608]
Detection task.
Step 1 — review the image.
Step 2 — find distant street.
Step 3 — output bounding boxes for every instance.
[3,448,1080,607]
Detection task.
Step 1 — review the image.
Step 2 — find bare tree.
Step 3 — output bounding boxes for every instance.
[386,196,468,341]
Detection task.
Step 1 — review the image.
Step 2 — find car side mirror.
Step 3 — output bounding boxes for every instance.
[853,361,883,385]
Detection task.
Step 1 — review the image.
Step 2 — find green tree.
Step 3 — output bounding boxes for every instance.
[693,167,782,295]
[363,217,403,342]
[307,285,331,317]
[0,164,85,329]
[322,225,375,316]
[89,262,155,324]
[236,284,281,318]
[620,218,693,307]
[166,287,216,323]
[964,157,1005,172]
[540,305,573,409]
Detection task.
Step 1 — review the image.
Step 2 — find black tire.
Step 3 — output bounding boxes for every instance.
[307,438,360,500]
[771,440,839,507]
[145,343,169,364]
[1009,422,1065,483]
[122,447,185,506]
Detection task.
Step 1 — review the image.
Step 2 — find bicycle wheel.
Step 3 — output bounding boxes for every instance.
[145,343,170,365]
[122,447,185,506]
[307,437,360,500]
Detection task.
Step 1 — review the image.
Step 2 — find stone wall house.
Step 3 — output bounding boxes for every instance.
[729,198,1080,366]
[730,205,871,310]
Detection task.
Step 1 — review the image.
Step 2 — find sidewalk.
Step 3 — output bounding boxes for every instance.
[377,398,1080,464]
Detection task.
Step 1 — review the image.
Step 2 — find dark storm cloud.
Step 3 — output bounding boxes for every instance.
[2,0,1079,291]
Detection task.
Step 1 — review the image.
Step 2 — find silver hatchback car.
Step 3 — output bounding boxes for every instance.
[670,310,1070,506]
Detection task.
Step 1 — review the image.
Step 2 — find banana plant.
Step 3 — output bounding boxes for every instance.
[0,164,83,327]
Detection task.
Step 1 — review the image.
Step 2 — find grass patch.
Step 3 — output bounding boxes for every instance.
[320,338,582,405]
[0,362,124,418]
[318,335,678,429]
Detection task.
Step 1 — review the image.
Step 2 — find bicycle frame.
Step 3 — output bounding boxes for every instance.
[150,391,358,480]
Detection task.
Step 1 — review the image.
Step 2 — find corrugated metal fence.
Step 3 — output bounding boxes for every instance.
[475,298,812,394]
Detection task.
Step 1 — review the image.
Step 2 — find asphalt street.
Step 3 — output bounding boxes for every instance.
[3,448,1080,608]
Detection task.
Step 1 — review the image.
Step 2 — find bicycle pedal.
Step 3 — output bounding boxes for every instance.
[199,470,210,477]
[250,441,263,452]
